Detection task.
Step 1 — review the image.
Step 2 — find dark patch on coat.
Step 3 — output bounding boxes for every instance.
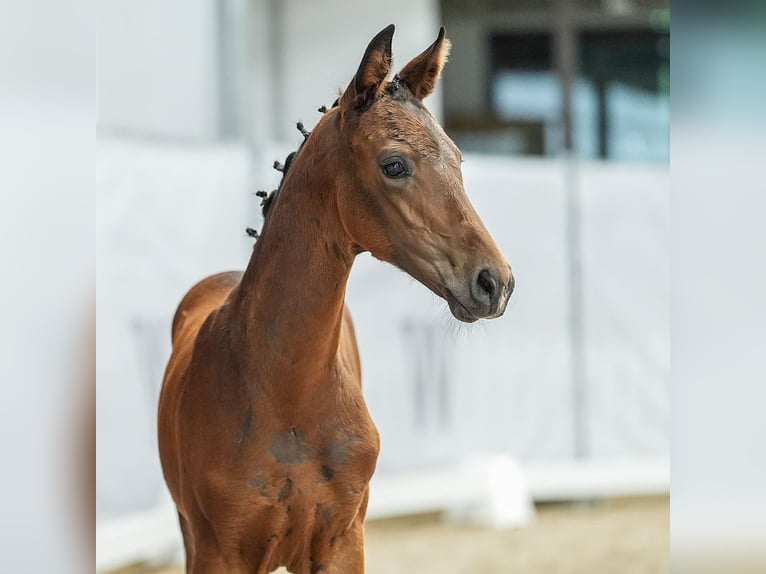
[248,475,267,489]
[314,505,333,528]
[319,465,335,482]
[321,439,351,466]
[277,478,293,502]
[238,411,254,446]
[311,563,324,574]
[284,526,293,538]
[270,429,309,464]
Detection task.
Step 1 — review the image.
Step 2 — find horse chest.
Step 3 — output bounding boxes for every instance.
[230,426,378,569]
[243,426,379,507]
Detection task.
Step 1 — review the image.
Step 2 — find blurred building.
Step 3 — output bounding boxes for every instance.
[442,0,669,161]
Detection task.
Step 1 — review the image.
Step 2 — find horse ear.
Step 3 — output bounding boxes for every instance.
[398,27,451,100]
[341,24,395,112]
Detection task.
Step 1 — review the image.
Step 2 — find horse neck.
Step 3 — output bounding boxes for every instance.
[232,134,355,393]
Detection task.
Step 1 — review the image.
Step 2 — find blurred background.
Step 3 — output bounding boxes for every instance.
[97,0,669,572]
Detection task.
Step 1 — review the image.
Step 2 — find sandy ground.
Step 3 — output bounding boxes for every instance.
[112,496,668,574]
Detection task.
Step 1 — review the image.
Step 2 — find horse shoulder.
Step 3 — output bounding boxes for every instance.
[162,269,243,446]
[159,271,243,506]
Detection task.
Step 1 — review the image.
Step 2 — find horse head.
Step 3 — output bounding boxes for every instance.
[333,25,514,322]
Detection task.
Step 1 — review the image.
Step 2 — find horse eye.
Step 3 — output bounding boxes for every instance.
[382,161,406,178]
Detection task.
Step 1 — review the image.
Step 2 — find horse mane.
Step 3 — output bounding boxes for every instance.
[246,98,343,241]
[245,82,411,241]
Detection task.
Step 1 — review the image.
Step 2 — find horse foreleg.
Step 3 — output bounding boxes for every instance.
[186,522,252,574]
[322,519,366,574]
[177,512,194,572]
[189,545,251,574]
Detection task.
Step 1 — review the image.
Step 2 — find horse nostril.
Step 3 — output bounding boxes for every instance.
[476,269,497,299]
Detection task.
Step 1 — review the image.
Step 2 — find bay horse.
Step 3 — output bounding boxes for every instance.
[158,24,514,574]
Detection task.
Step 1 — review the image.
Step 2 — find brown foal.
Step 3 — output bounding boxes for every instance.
[158,25,514,574]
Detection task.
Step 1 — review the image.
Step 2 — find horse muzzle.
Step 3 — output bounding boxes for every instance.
[445,266,514,323]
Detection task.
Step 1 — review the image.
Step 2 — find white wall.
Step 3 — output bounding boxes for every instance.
[98,0,219,139]
[97,0,443,143]
[272,0,443,143]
